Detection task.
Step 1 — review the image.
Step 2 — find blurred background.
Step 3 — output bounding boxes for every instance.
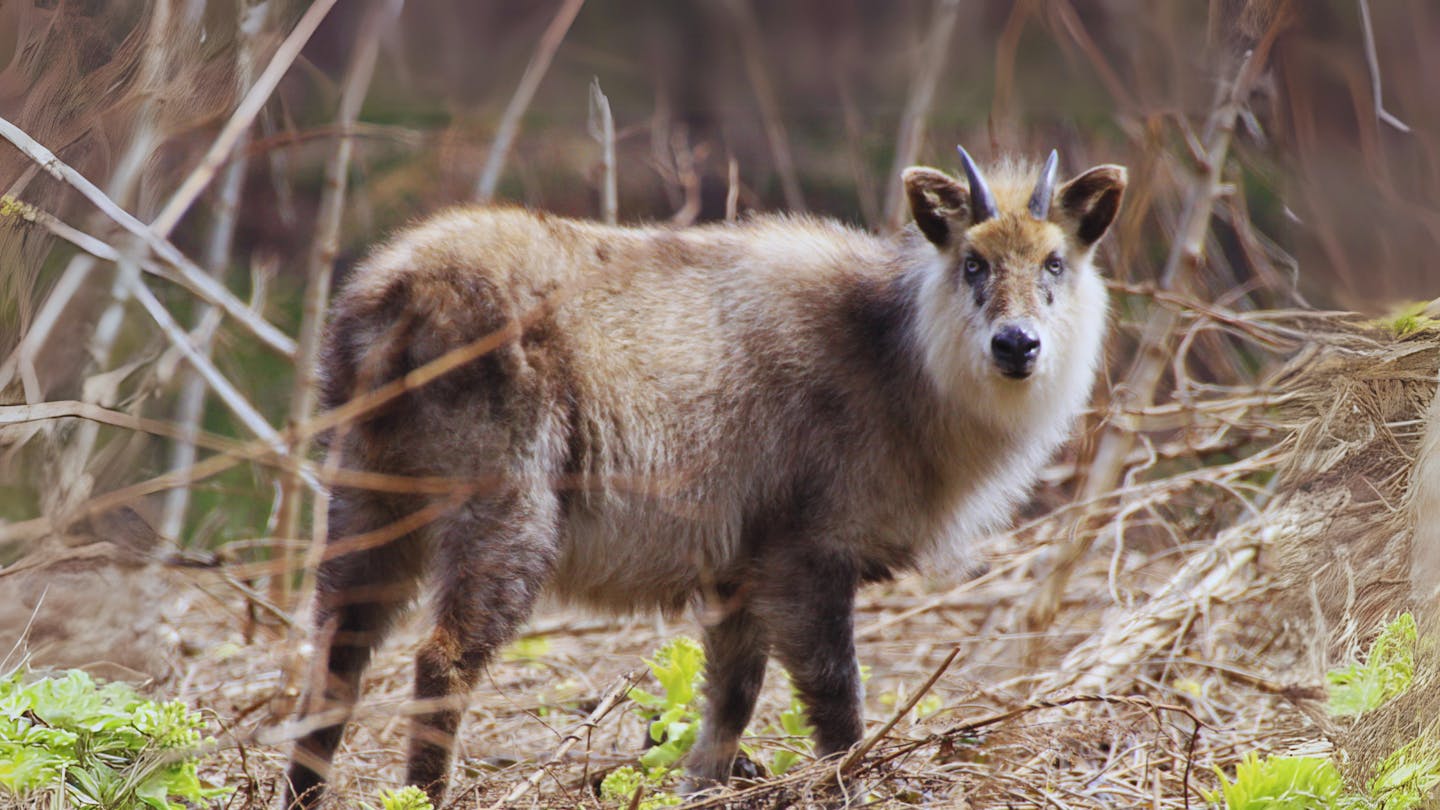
[0,0,1437,557]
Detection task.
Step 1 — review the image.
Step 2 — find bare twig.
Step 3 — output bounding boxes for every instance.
[44,0,179,519]
[587,77,618,224]
[149,0,341,236]
[0,401,246,456]
[667,126,704,226]
[128,277,293,463]
[161,0,269,541]
[724,0,806,211]
[489,668,641,809]
[0,116,296,356]
[273,0,402,604]
[1025,34,1281,643]
[882,0,962,231]
[475,0,587,201]
[840,644,960,773]
[726,155,740,221]
[1357,0,1410,133]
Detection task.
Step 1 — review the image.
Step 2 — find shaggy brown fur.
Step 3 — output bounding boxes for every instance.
[284,152,1125,808]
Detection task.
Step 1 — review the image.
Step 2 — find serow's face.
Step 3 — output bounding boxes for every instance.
[904,147,1127,383]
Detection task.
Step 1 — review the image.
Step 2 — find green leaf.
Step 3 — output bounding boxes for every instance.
[625,637,707,778]
[0,665,232,809]
[1327,614,1417,716]
[377,784,435,810]
[1366,739,1440,809]
[1205,753,1344,810]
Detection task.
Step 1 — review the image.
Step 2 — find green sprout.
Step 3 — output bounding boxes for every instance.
[628,636,706,773]
[1204,753,1344,810]
[1327,613,1417,716]
[0,668,230,810]
[366,785,434,810]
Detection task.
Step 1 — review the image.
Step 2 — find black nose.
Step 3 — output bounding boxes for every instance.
[991,325,1040,378]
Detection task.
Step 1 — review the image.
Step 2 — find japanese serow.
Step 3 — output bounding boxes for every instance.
[284,147,1126,807]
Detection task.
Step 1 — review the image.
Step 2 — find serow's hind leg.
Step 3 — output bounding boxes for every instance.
[405,487,559,805]
[286,493,423,810]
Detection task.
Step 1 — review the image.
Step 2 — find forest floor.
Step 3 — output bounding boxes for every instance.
[14,313,1438,809]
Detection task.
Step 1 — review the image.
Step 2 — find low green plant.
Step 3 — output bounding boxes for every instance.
[628,636,706,773]
[1327,613,1417,716]
[1209,614,1435,810]
[365,785,434,810]
[599,765,684,810]
[763,680,814,776]
[500,635,551,664]
[1382,302,1436,338]
[599,637,709,808]
[0,668,229,809]
[1363,739,1440,810]
[1203,752,1344,809]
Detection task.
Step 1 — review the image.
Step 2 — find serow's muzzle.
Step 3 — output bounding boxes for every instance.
[991,324,1040,379]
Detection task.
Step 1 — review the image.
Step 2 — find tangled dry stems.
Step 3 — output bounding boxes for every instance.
[148,312,1437,809]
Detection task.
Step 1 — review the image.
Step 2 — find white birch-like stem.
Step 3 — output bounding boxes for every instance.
[273,0,404,602]
[474,0,586,202]
[160,0,268,541]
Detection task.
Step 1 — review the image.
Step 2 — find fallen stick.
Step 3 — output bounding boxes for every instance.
[490,668,642,809]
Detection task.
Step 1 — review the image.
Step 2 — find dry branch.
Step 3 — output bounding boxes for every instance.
[1025,37,1280,643]
[882,0,962,231]
[724,0,806,211]
[148,0,341,237]
[274,0,402,604]
[1357,0,1410,133]
[128,276,293,465]
[0,116,296,357]
[587,77,618,225]
[488,669,640,809]
[0,401,246,457]
[475,0,587,202]
[161,0,269,541]
[840,644,960,774]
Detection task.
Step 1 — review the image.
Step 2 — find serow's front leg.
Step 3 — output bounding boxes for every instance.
[758,552,865,759]
[683,605,769,791]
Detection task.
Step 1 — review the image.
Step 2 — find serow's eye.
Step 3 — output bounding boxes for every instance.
[1043,254,1064,276]
[963,255,988,281]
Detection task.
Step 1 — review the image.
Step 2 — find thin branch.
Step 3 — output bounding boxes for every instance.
[40,0,177,520]
[489,669,641,809]
[882,0,962,231]
[127,276,292,461]
[840,644,960,774]
[725,155,740,221]
[274,0,402,604]
[1024,37,1279,643]
[149,0,341,236]
[161,0,269,541]
[0,116,296,356]
[587,77,618,224]
[1357,0,1410,133]
[724,0,806,211]
[0,401,246,457]
[475,0,587,202]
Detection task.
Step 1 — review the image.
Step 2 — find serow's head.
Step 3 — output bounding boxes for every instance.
[904,147,1126,382]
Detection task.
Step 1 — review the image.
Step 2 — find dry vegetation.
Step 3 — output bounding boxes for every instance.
[2,1,1439,808]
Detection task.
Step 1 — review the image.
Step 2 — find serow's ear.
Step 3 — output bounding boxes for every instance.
[1056,165,1127,247]
[903,167,968,248]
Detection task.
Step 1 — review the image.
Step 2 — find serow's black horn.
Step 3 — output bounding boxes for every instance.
[957,145,998,224]
[1028,149,1058,220]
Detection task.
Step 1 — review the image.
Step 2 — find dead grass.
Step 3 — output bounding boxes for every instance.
[142,312,1438,809]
